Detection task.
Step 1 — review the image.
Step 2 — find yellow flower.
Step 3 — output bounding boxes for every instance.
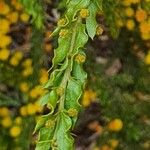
[126,19,135,30]
[0,107,10,117]
[139,21,150,34]
[1,117,12,128]
[141,33,150,40]
[10,126,21,137]
[82,90,97,107]
[0,19,10,34]
[125,7,134,17]
[116,19,124,27]
[14,117,22,125]
[0,1,10,15]
[0,35,12,48]
[22,58,32,67]
[26,103,36,115]
[12,0,23,11]
[20,82,29,93]
[39,68,49,84]
[20,106,27,116]
[145,51,150,65]
[0,49,10,61]
[20,13,30,23]
[34,102,43,113]
[30,86,43,98]
[135,9,147,22]
[109,139,119,148]
[7,11,19,23]
[122,0,132,6]
[108,119,123,132]
[22,67,33,77]
[100,145,113,150]
[9,57,19,66]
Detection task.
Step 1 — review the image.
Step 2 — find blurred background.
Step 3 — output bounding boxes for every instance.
[0,0,150,150]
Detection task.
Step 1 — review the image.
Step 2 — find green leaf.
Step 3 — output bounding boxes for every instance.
[53,34,71,65]
[66,0,90,21]
[44,59,69,88]
[86,3,98,39]
[65,78,82,111]
[55,112,73,150]
[35,127,54,150]
[34,114,51,133]
[72,59,87,84]
[39,90,58,114]
[72,24,88,54]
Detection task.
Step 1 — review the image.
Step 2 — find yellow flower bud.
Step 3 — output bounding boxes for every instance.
[75,54,86,63]
[67,108,78,117]
[45,120,55,128]
[57,18,67,26]
[59,29,69,38]
[56,87,64,96]
[80,9,89,18]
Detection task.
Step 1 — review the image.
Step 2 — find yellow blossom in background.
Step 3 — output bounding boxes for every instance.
[0,35,12,48]
[22,58,32,67]
[145,51,150,65]
[0,19,10,34]
[7,11,19,24]
[82,90,97,107]
[1,117,12,128]
[135,9,147,22]
[14,51,23,60]
[100,145,113,150]
[20,106,27,116]
[9,51,23,66]
[34,102,43,113]
[39,68,49,84]
[29,86,44,99]
[22,67,33,77]
[14,117,22,125]
[0,49,10,61]
[116,19,124,27]
[0,107,10,117]
[26,103,36,115]
[12,0,23,11]
[108,118,123,132]
[20,13,30,23]
[9,57,19,66]
[10,126,21,137]
[125,7,134,17]
[109,139,119,148]
[20,82,29,93]
[126,19,135,30]
[139,21,150,34]
[122,0,132,6]
[0,1,10,15]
